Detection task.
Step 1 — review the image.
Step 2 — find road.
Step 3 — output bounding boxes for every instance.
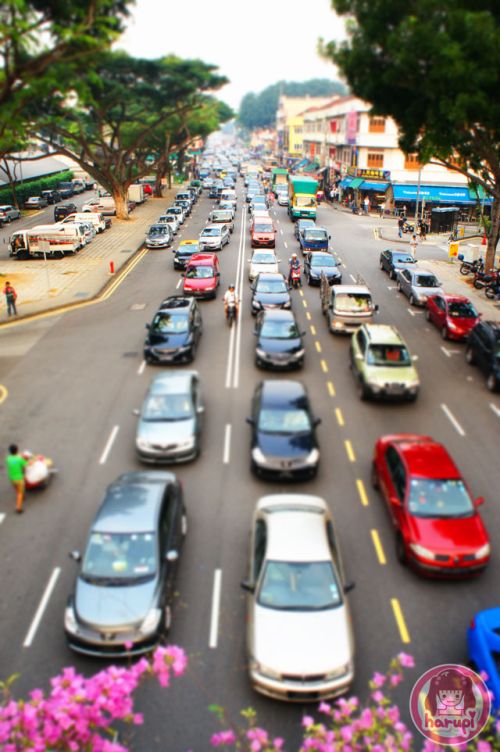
[0,181,498,750]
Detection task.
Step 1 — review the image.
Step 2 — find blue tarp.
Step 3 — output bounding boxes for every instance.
[339,177,352,188]
[392,184,492,204]
[360,181,389,191]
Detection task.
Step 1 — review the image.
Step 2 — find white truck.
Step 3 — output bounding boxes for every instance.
[128,184,146,203]
[9,227,82,258]
[82,196,117,215]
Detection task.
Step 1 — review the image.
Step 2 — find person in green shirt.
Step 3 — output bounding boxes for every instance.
[5,444,28,513]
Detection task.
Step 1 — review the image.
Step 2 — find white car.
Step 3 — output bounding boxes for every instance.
[242,494,355,701]
[165,205,185,225]
[199,224,230,251]
[158,214,179,235]
[277,193,289,207]
[248,250,280,282]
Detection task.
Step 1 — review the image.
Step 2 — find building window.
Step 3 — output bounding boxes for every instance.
[404,152,421,170]
[329,119,338,133]
[294,144,302,151]
[369,116,386,133]
[367,152,384,168]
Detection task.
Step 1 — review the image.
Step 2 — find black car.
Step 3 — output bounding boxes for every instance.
[304,252,342,286]
[41,189,61,205]
[294,218,315,240]
[144,296,202,364]
[254,309,305,369]
[251,273,291,315]
[247,380,321,480]
[465,321,500,392]
[173,242,200,270]
[54,203,77,221]
[379,248,417,279]
[64,471,186,657]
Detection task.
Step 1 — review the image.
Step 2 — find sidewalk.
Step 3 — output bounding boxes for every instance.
[0,188,179,324]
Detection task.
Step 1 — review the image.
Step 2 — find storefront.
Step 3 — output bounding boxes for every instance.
[391,184,492,220]
[358,180,390,211]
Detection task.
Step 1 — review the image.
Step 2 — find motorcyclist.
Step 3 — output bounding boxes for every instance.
[224,284,239,320]
[288,253,301,286]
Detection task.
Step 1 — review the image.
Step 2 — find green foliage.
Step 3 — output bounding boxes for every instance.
[0,170,73,207]
[238,79,347,129]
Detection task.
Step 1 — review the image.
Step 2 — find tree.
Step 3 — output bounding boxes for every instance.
[0,0,131,155]
[324,0,500,271]
[238,79,347,130]
[31,52,227,218]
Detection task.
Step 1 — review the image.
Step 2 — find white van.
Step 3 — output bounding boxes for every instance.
[54,221,93,244]
[31,224,87,250]
[60,212,106,233]
[220,189,237,205]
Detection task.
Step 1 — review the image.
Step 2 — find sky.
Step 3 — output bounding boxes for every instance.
[119,0,347,110]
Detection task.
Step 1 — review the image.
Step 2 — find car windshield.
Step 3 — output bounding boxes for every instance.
[160,216,176,224]
[213,212,232,221]
[393,253,414,264]
[296,196,315,207]
[82,532,157,582]
[256,278,287,293]
[304,230,328,241]
[260,320,300,339]
[258,561,342,611]
[151,313,188,334]
[201,228,221,237]
[254,224,273,233]
[415,275,439,287]
[253,253,275,264]
[148,226,168,237]
[178,245,198,255]
[186,265,214,279]
[299,221,315,230]
[448,302,477,318]
[142,393,194,421]
[335,293,372,313]
[367,345,412,366]
[168,207,182,214]
[258,408,311,433]
[311,255,336,267]
[408,479,474,519]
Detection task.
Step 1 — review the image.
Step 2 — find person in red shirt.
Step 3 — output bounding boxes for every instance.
[3,281,17,316]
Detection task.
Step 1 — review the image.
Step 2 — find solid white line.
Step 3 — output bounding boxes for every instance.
[209,569,222,648]
[223,424,232,464]
[280,228,283,235]
[233,208,246,389]
[23,567,61,647]
[490,403,500,418]
[137,360,146,375]
[0,513,5,525]
[225,207,245,389]
[349,273,356,283]
[441,403,466,437]
[440,346,451,358]
[176,278,182,289]
[99,425,120,464]
[284,241,288,249]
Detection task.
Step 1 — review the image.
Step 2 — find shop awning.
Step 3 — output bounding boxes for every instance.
[360,181,389,192]
[468,185,492,202]
[349,177,364,189]
[339,177,352,188]
[392,183,491,204]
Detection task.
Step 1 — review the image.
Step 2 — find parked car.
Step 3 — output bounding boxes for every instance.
[135,371,204,462]
[64,471,186,656]
[144,296,202,364]
[199,224,230,252]
[251,273,291,315]
[247,380,321,480]
[379,249,417,279]
[58,181,75,198]
[371,434,490,576]
[182,253,220,299]
[0,204,21,223]
[173,240,200,270]
[294,218,315,241]
[54,203,77,222]
[350,324,420,401]
[165,205,185,224]
[304,252,342,286]
[396,268,443,306]
[157,214,179,235]
[465,320,500,392]
[24,196,48,210]
[174,199,191,216]
[254,309,305,369]
[425,294,480,340]
[241,494,355,701]
[467,607,500,711]
[248,250,279,282]
[40,189,61,205]
[145,223,172,249]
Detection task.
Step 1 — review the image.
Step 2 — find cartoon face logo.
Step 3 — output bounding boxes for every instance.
[410,664,490,745]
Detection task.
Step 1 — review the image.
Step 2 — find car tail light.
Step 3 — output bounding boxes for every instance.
[470,617,476,629]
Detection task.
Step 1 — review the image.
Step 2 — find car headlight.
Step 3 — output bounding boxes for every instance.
[474,543,491,559]
[293,348,305,358]
[305,448,320,465]
[249,658,281,680]
[407,380,420,389]
[139,608,162,635]
[136,437,151,450]
[64,605,78,634]
[325,662,353,680]
[283,301,291,309]
[177,438,195,450]
[409,543,436,560]
[252,447,268,464]
[256,348,267,357]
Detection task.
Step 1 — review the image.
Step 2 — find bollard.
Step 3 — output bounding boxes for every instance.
[481,234,487,246]
[109,260,115,274]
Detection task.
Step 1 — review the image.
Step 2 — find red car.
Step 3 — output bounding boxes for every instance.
[250,219,277,248]
[182,253,220,299]
[371,434,490,577]
[425,294,480,340]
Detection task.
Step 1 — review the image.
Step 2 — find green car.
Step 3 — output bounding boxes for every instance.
[349,324,420,401]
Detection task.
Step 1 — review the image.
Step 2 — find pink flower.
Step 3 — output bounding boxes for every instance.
[211,729,236,746]
[371,690,385,704]
[318,702,331,714]
[124,641,133,650]
[302,715,314,728]
[371,671,386,688]
[390,673,403,687]
[397,652,414,668]
[340,725,353,742]
[477,743,491,752]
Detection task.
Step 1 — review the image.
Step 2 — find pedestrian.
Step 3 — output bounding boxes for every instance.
[378,201,386,218]
[3,281,17,316]
[418,219,427,241]
[410,233,418,259]
[363,196,370,215]
[398,216,405,238]
[5,444,28,513]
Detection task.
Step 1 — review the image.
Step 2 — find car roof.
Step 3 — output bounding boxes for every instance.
[364,324,405,345]
[256,272,285,281]
[179,240,198,246]
[202,224,223,231]
[188,253,218,265]
[438,294,471,303]
[260,379,307,406]
[393,437,460,480]
[94,472,176,533]
[257,494,331,562]
[158,296,193,311]
[260,309,295,322]
[333,284,371,295]
[150,370,197,395]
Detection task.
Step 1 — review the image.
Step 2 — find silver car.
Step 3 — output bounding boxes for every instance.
[158,214,179,235]
[0,204,21,223]
[135,371,204,463]
[241,494,355,701]
[248,250,279,282]
[199,223,230,251]
[396,268,443,306]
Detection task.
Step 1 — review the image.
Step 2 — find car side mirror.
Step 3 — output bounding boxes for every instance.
[301,330,307,337]
[374,304,379,312]
[197,405,205,414]
[180,272,185,277]
[166,550,179,562]
[246,417,254,425]
[475,496,485,507]
[355,353,364,360]
[344,582,355,593]
[240,580,255,593]
[313,417,322,427]
[145,323,150,329]
[412,355,419,362]
[132,408,140,416]
[69,550,81,562]
[216,271,221,277]
[390,496,402,507]
[253,329,259,336]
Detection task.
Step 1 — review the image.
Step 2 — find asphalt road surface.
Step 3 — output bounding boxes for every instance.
[0,181,498,750]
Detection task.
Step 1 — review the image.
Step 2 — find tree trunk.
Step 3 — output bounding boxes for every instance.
[113,186,129,220]
[485,194,500,272]
[153,154,168,198]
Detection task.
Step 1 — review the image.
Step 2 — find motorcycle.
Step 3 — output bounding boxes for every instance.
[401,220,415,234]
[473,269,498,290]
[484,282,499,300]
[226,302,237,327]
[22,451,57,490]
[290,266,302,289]
[459,257,484,276]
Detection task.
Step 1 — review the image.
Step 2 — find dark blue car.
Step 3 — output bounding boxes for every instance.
[299,227,330,254]
[467,607,500,711]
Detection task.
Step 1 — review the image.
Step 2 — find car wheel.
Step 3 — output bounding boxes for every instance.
[465,345,476,365]
[425,309,432,322]
[396,534,407,565]
[379,259,385,270]
[487,373,499,392]
[441,326,448,340]
[371,462,379,490]
[357,376,369,401]
[389,269,396,280]
[396,281,402,292]
[409,294,416,306]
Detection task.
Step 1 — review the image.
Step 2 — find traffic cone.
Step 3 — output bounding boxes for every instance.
[482,233,487,245]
